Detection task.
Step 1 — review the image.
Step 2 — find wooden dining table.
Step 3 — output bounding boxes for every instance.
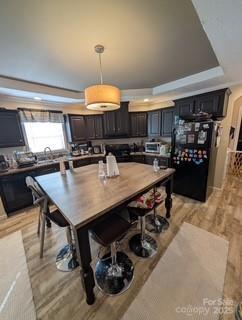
[35,162,175,305]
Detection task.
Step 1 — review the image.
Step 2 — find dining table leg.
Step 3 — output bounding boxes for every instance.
[165,177,173,219]
[73,227,95,305]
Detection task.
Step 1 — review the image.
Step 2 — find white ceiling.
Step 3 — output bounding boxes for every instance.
[0,0,242,103]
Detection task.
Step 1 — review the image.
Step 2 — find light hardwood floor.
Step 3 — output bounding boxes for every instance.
[0,174,241,320]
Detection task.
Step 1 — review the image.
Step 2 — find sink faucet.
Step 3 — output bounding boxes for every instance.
[44,147,53,160]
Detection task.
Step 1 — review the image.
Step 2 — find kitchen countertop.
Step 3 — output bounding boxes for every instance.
[0,152,170,177]
[0,153,105,177]
[131,152,170,158]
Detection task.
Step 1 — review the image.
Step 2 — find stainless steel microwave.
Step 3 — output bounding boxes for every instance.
[145,142,161,153]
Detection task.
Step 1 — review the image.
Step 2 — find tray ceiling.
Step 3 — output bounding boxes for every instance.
[0,0,218,92]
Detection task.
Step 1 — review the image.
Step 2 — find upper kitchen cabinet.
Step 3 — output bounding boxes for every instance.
[195,93,219,114]
[103,102,129,137]
[0,109,25,148]
[194,89,231,118]
[130,112,147,137]
[148,110,161,137]
[161,107,174,137]
[65,114,86,143]
[175,97,194,117]
[86,115,103,140]
[175,88,231,119]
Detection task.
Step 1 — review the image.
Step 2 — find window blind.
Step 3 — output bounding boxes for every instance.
[18,108,64,123]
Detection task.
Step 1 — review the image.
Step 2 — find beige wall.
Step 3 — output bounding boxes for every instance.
[228,96,242,150]
[213,84,242,188]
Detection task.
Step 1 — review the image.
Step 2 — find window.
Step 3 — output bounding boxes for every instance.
[23,122,65,153]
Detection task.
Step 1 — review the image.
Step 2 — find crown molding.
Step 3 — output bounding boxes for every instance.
[0,66,232,106]
[153,66,224,95]
[0,94,69,107]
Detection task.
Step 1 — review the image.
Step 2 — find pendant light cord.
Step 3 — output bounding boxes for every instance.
[98,52,103,85]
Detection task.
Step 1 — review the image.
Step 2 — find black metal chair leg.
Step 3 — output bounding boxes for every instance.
[129,216,157,258]
[95,241,134,295]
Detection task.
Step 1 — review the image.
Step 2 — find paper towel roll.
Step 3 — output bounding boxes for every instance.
[106,154,119,177]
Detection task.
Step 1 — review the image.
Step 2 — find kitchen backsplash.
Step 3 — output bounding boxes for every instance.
[0,136,171,157]
[91,136,171,146]
[0,146,26,157]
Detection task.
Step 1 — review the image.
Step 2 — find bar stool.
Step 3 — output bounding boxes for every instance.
[128,206,157,258]
[91,214,134,295]
[26,176,79,272]
[145,186,170,234]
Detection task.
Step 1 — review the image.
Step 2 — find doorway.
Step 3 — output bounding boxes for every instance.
[236,119,242,151]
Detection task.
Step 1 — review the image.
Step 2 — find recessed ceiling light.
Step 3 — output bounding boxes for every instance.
[34,97,42,101]
[144,98,149,102]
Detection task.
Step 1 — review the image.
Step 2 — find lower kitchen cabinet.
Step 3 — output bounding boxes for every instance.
[90,156,105,164]
[35,164,60,176]
[145,155,155,165]
[130,155,145,163]
[73,158,91,168]
[0,164,60,215]
[0,171,35,214]
[131,154,169,167]
[158,157,170,167]
[73,156,105,167]
[145,155,169,167]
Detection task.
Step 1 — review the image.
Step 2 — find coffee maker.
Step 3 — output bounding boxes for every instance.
[0,155,9,172]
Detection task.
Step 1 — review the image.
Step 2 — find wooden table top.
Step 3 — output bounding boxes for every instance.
[35,163,175,229]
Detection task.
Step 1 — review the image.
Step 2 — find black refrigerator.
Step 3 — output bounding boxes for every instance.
[171,119,219,202]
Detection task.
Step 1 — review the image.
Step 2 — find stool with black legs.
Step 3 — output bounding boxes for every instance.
[91,214,134,295]
[26,176,79,272]
[128,205,157,258]
[145,186,170,234]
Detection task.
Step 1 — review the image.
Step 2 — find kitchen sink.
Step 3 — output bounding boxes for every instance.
[37,158,61,165]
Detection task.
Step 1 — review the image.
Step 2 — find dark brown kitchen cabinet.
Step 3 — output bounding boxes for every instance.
[103,102,129,137]
[0,171,35,214]
[0,164,60,215]
[90,156,105,164]
[86,115,103,140]
[35,164,60,176]
[195,94,219,114]
[0,109,25,147]
[145,155,155,165]
[161,107,174,137]
[65,114,86,143]
[130,112,147,137]
[175,97,194,117]
[174,88,231,119]
[145,155,169,167]
[103,112,116,136]
[130,154,145,163]
[148,110,161,137]
[73,158,91,168]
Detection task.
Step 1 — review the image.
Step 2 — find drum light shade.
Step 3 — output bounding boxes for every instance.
[85,84,120,111]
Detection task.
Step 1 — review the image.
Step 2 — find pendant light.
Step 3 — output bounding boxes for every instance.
[85,45,120,111]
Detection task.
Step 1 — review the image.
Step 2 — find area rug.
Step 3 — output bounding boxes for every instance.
[122,222,229,320]
[0,231,36,320]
